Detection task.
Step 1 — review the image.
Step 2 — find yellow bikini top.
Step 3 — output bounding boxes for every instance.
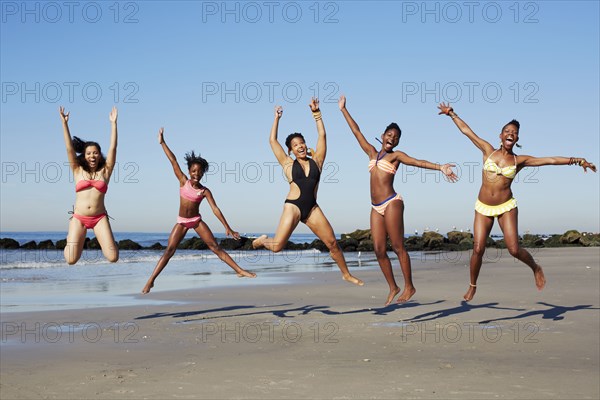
[483,150,517,179]
[369,151,397,175]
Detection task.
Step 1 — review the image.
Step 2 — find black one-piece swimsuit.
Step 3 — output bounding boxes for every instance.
[285,158,321,222]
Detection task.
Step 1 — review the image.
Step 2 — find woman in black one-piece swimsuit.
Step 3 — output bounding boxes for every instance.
[252,98,364,286]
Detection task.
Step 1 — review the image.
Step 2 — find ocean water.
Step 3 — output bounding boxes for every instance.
[0,231,382,313]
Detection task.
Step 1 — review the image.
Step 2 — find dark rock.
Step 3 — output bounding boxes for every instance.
[341,229,371,242]
[179,237,208,250]
[148,242,165,250]
[55,239,67,249]
[219,238,244,250]
[486,236,496,247]
[87,237,101,250]
[580,233,600,247]
[0,238,20,249]
[118,239,142,250]
[422,232,444,250]
[522,234,544,247]
[404,236,424,251]
[447,231,473,245]
[560,230,581,244]
[21,240,37,249]
[495,239,506,249]
[37,240,55,249]
[339,238,359,251]
[285,241,308,250]
[309,239,328,252]
[458,237,474,250]
[357,239,374,251]
[542,235,562,247]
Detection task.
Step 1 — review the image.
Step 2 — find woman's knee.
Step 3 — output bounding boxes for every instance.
[507,245,520,257]
[472,242,486,258]
[374,244,388,260]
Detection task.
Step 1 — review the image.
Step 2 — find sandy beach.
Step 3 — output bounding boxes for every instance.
[1,247,599,399]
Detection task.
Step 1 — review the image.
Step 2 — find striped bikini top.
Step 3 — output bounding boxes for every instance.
[483,150,517,179]
[180,180,206,203]
[368,151,397,175]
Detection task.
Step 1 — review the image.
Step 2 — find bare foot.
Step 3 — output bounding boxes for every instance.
[396,286,416,303]
[343,274,364,286]
[533,264,546,290]
[236,269,257,278]
[252,234,268,249]
[384,286,401,306]
[142,282,154,294]
[463,284,476,301]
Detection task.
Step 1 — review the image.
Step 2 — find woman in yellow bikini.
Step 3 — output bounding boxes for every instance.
[339,96,458,305]
[438,102,597,301]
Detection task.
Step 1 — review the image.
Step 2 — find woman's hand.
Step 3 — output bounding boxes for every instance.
[309,97,320,112]
[158,127,165,144]
[274,105,283,119]
[338,95,346,110]
[59,106,70,123]
[109,106,118,123]
[441,163,459,182]
[226,228,240,240]
[581,160,597,173]
[437,102,453,116]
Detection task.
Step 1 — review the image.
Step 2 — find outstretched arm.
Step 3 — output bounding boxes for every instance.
[438,102,494,155]
[204,189,240,239]
[59,106,78,172]
[104,106,118,178]
[310,98,327,168]
[338,95,377,157]
[520,155,597,172]
[269,106,291,167]
[158,128,187,184]
[396,151,459,182]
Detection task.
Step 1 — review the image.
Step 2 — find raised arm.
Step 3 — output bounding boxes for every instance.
[104,106,118,179]
[203,189,240,239]
[158,128,187,184]
[338,95,377,157]
[269,106,291,167]
[520,155,597,172]
[59,106,79,172]
[310,98,327,168]
[438,102,494,155]
[395,151,459,182]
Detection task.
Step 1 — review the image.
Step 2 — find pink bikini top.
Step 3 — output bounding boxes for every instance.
[75,179,108,194]
[180,180,206,203]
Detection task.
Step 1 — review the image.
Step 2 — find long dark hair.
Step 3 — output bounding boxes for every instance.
[72,136,106,172]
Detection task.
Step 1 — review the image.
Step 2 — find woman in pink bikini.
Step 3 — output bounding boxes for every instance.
[339,96,458,305]
[60,106,119,265]
[142,128,255,294]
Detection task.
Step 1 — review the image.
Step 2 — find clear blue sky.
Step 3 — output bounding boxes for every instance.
[1,0,599,235]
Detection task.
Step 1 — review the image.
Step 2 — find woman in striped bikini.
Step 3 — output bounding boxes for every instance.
[438,102,596,301]
[142,128,255,294]
[339,96,458,305]
[60,106,119,265]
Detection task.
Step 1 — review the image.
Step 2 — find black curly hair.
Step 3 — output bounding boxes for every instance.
[184,151,209,174]
[285,133,305,151]
[72,136,105,172]
[503,119,520,131]
[384,122,402,138]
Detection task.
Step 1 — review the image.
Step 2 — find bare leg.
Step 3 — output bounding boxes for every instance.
[253,204,300,252]
[305,207,363,286]
[385,201,416,303]
[465,211,495,301]
[142,224,187,294]
[498,208,546,291]
[370,208,400,305]
[64,218,87,265]
[93,216,119,262]
[195,221,256,278]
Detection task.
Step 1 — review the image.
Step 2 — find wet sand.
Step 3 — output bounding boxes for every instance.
[1,248,599,399]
